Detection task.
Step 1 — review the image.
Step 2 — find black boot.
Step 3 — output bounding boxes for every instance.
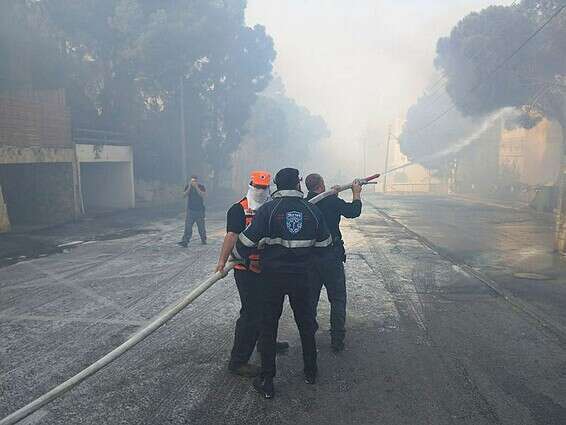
[253,377,274,399]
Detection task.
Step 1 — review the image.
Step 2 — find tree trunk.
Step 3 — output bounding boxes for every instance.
[554,119,566,253]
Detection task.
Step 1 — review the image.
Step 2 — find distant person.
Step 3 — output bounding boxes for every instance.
[215,171,289,378]
[305,173,363,352]
[179,175,206,247]
[233,168,332,399]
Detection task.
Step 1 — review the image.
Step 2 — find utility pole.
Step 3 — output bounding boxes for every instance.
[382,124,392,193]
[362,136,367,177]
[180,76,188,183]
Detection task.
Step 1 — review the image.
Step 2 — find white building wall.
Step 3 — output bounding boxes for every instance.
[76,144,135,212]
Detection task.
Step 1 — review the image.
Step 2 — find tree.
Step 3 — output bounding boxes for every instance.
[435,6,540,117]
[232,78,330,183]
[19,0,276,189]
[197,23,276,189]
[435,3,566,138]
[435,2,566,249]
[0,2,69,91]
[399,87,480,168]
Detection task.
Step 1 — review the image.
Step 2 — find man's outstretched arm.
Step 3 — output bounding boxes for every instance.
[339,180,363,218]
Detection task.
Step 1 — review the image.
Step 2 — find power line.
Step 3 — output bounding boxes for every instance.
[470,2,566,92]
[415,0,522,113]
[407,1,566,137]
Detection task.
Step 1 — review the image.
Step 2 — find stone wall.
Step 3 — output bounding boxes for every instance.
[135,179,183,205]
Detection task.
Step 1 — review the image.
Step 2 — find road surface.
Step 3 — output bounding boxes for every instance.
[1,194,566,424]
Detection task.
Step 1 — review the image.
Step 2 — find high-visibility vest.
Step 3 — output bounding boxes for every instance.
[234,197,261,273]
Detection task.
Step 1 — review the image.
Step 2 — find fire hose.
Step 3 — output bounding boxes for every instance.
[0,173,380,425]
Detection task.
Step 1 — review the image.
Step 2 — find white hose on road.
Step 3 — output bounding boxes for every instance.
[1,172,381,425]
[0,263,235,425]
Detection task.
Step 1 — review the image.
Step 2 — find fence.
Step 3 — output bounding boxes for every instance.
[386,183,448,194]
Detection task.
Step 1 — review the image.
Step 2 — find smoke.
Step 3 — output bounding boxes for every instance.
[246,0,510,179]
[385,107,518,175]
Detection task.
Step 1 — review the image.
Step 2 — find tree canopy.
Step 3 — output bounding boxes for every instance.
[234,77,330,175]
[0,0,277,186]
[400,1,566,168]
[399,88,480,167]
[435,2,566,137]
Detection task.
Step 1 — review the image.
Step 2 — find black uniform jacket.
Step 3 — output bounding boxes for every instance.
[306,191,362,242]
[306,191,362,261]
[233,190,332,274]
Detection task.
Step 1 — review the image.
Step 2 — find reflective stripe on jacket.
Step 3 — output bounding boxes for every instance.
[233,190,332,274]
[234,197,261,273]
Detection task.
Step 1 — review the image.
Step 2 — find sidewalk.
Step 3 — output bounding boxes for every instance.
[0,203,184,268]
[449,192,555,222]
[0,190,237,268]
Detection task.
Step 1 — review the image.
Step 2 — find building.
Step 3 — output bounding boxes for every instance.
[0,13,137,233]
[0,91,135,232]
[499,119,561,190]
[74,129,135,214]
[0,89,81,232]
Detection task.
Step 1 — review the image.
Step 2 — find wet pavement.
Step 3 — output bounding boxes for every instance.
[370,194,566,339]
[0,204,185,268]
[1,194,566,424]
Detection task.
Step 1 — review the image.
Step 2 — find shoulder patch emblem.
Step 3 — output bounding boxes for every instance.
[286,211,303,234]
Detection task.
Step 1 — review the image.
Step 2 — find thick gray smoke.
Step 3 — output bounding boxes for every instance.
[386,107,518,175]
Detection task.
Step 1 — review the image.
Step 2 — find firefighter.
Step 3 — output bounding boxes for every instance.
[232,168,332,399]
[216,171,289,378]
[305,173,363,352]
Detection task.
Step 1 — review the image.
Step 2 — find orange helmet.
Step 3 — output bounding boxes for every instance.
[250,170,271,187]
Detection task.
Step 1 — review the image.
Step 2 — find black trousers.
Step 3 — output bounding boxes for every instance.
[258,273,317,379]
[229,269,263,367]
[182,209,206,243]
[310,249,347,342]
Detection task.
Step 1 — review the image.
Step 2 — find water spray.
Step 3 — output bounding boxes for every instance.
[383,107,517,177]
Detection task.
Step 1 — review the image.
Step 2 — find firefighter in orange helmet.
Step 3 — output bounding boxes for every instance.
[216,171,289,377]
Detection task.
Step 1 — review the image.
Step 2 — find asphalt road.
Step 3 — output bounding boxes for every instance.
[1,195,566,425]
[371,194,566,336]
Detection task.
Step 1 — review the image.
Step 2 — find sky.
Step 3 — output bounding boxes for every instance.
[246,0,509,180]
